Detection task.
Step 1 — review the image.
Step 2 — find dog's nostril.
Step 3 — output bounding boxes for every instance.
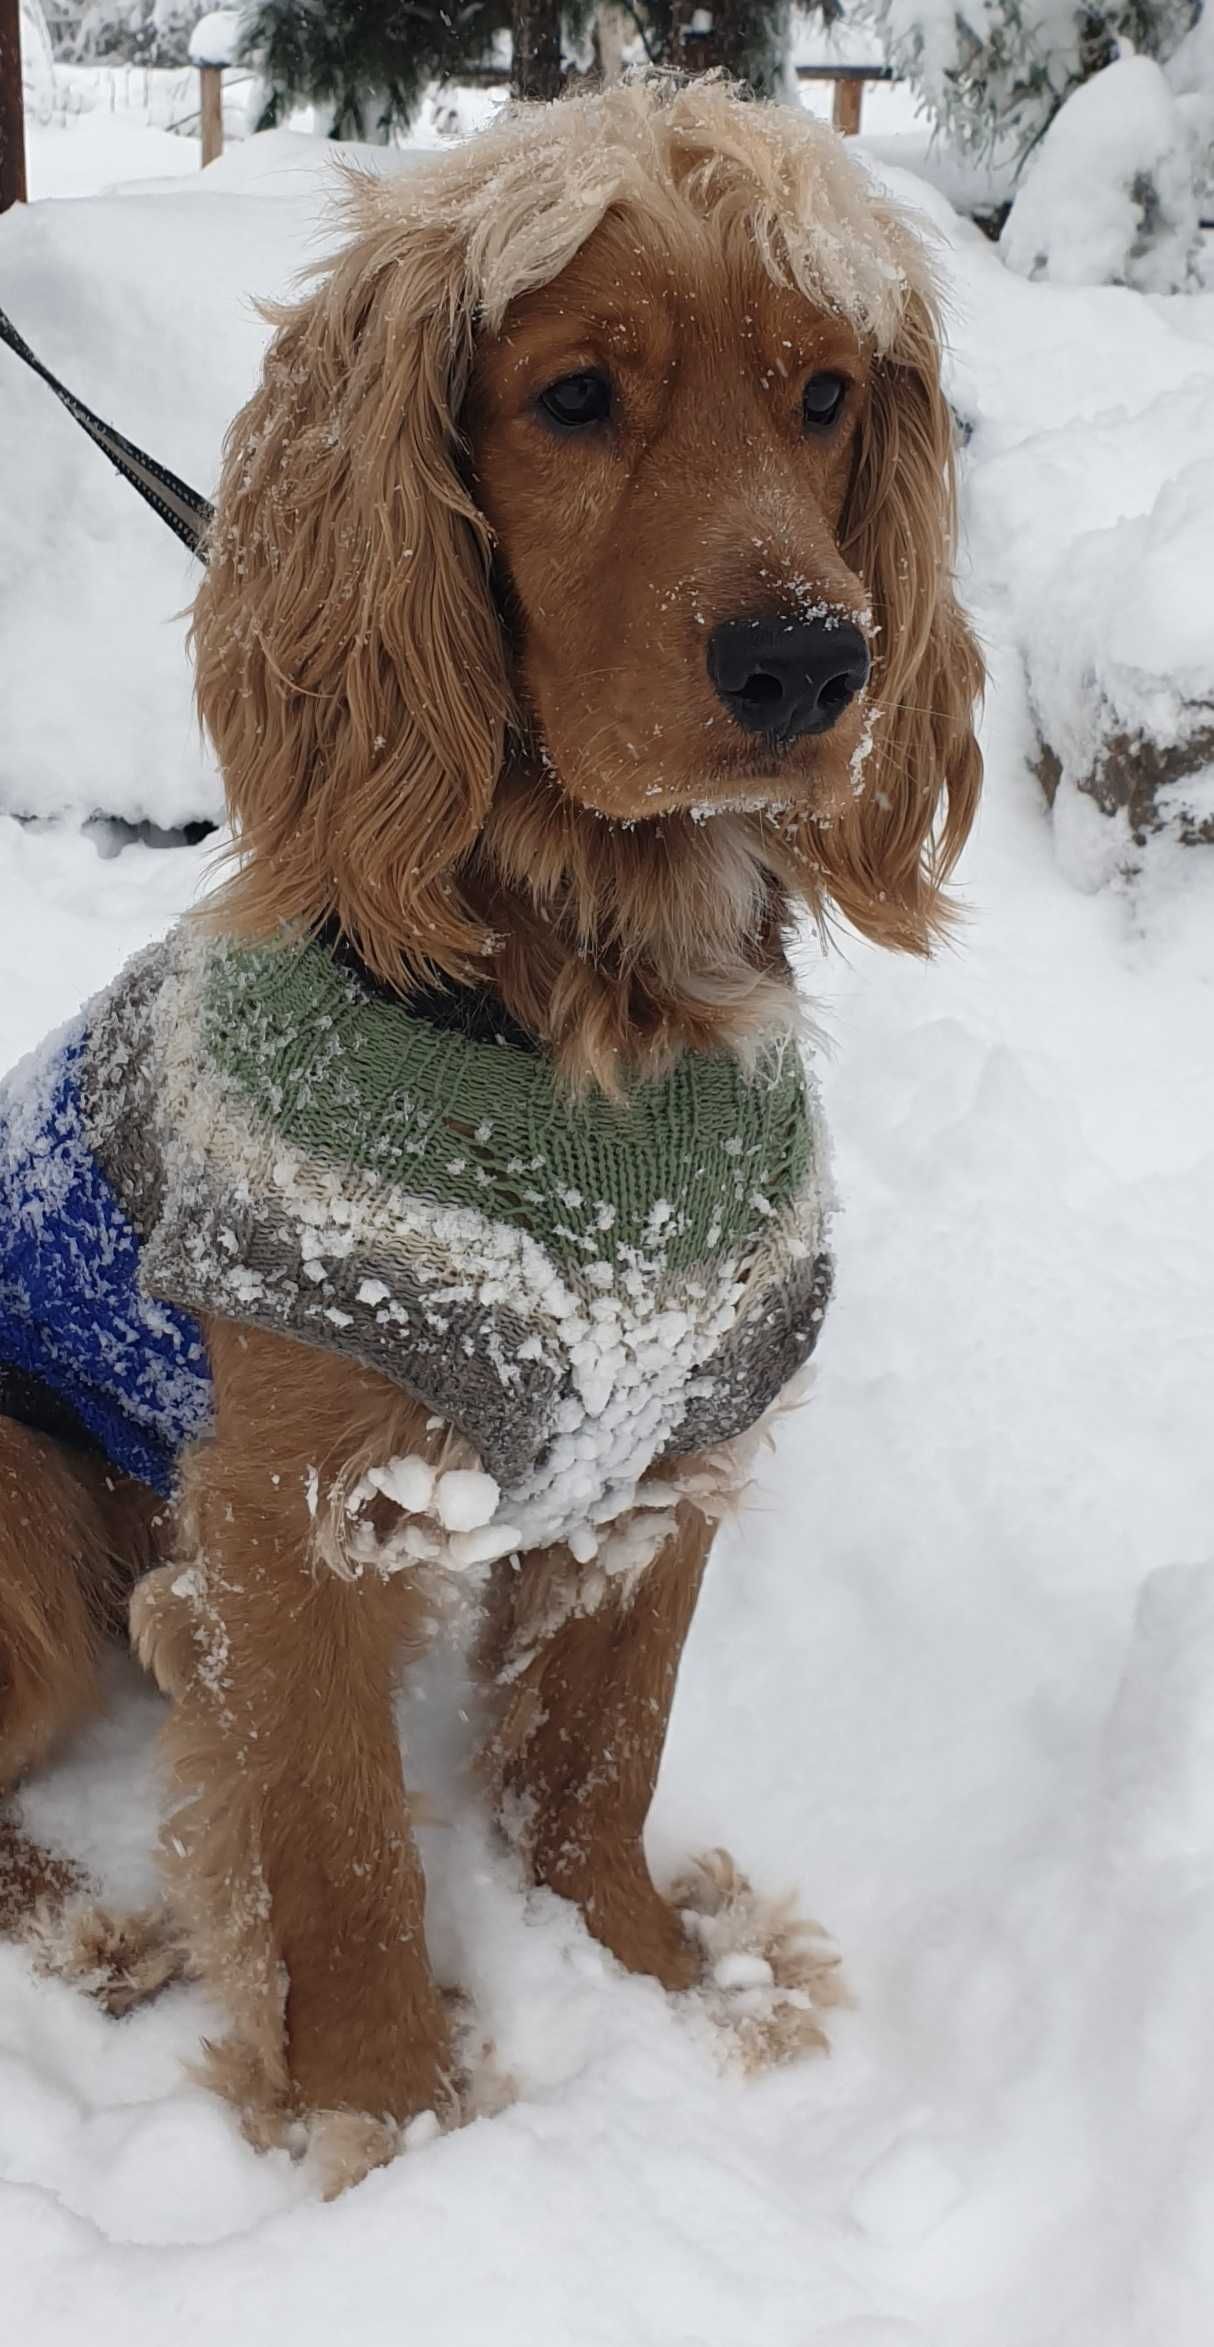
[737,672,784,708]
[707,615,870,743]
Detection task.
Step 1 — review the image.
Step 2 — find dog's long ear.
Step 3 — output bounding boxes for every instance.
[192,181,512,988]
[807,279,983,953]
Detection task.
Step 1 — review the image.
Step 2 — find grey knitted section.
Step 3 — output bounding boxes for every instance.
[82,940,169,1237]
[670,1247,834,1462]
[142,1129,564,1493]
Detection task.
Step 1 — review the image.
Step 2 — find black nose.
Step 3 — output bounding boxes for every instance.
[707,615,870,740]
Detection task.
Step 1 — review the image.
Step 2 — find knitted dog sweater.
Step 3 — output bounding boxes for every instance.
[0,928,832,1560]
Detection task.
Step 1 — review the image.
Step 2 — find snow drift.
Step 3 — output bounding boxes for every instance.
[0,133,409,827]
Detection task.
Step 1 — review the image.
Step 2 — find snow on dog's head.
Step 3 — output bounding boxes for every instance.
[193,77,982,1088]
[395,72,924,349]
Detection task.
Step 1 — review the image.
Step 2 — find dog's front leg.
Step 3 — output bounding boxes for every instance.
[134,1326,452,2163]
[482,1503,713,1988]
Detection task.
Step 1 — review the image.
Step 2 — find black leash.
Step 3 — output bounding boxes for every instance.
[0,301,213,561]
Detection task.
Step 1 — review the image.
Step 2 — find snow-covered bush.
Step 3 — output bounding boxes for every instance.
[855,0,1201,157]
[66,0,206,66]
[1028,458,1214,867]
[21,0,58,116]
[963,344,1214,885]
[241,0,510,139]
[1166,4,1214,204]
[1001,53,1201,292]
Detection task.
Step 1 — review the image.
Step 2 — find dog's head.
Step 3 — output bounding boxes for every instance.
[194,79,982,1046]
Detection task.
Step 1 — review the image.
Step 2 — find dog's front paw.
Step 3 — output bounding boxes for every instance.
[278,1995,512,2199]
[669,1847,847,2067]
[200,2037,442,2198]
[305,2108,404,2200]
[227,2095,404,2199]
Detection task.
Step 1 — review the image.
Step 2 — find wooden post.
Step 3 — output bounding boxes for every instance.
[199,61,223,167]
[0,0,28,212]
[831,76,864,137]
[512,0,562,101]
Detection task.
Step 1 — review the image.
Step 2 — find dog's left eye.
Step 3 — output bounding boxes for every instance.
[802,372,847,431]
[538,372,612,430]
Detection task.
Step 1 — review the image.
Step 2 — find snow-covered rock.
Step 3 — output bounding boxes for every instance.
[1001,54,1201,295]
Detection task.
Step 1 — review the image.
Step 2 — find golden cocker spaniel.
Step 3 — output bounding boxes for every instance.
[0,77,981,2192]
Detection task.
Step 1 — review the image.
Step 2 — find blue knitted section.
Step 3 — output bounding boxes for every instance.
[0,1024,211,1494]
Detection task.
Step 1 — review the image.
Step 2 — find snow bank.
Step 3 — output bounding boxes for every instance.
[1001,55,1201,295]
[0,133,410,826]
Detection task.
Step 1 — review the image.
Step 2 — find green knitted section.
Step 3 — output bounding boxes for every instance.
[202,939,810,1277]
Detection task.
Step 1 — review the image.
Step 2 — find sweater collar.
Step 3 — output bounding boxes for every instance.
[319,925,540,1055]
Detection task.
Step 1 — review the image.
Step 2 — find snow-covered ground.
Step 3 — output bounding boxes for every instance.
[2,96,1214,2347]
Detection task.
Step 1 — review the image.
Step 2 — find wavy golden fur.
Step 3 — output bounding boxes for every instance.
[193,75,982,1086]
[2,80,982,2189]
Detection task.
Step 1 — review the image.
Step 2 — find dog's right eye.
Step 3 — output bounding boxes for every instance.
[537,372,612,430]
